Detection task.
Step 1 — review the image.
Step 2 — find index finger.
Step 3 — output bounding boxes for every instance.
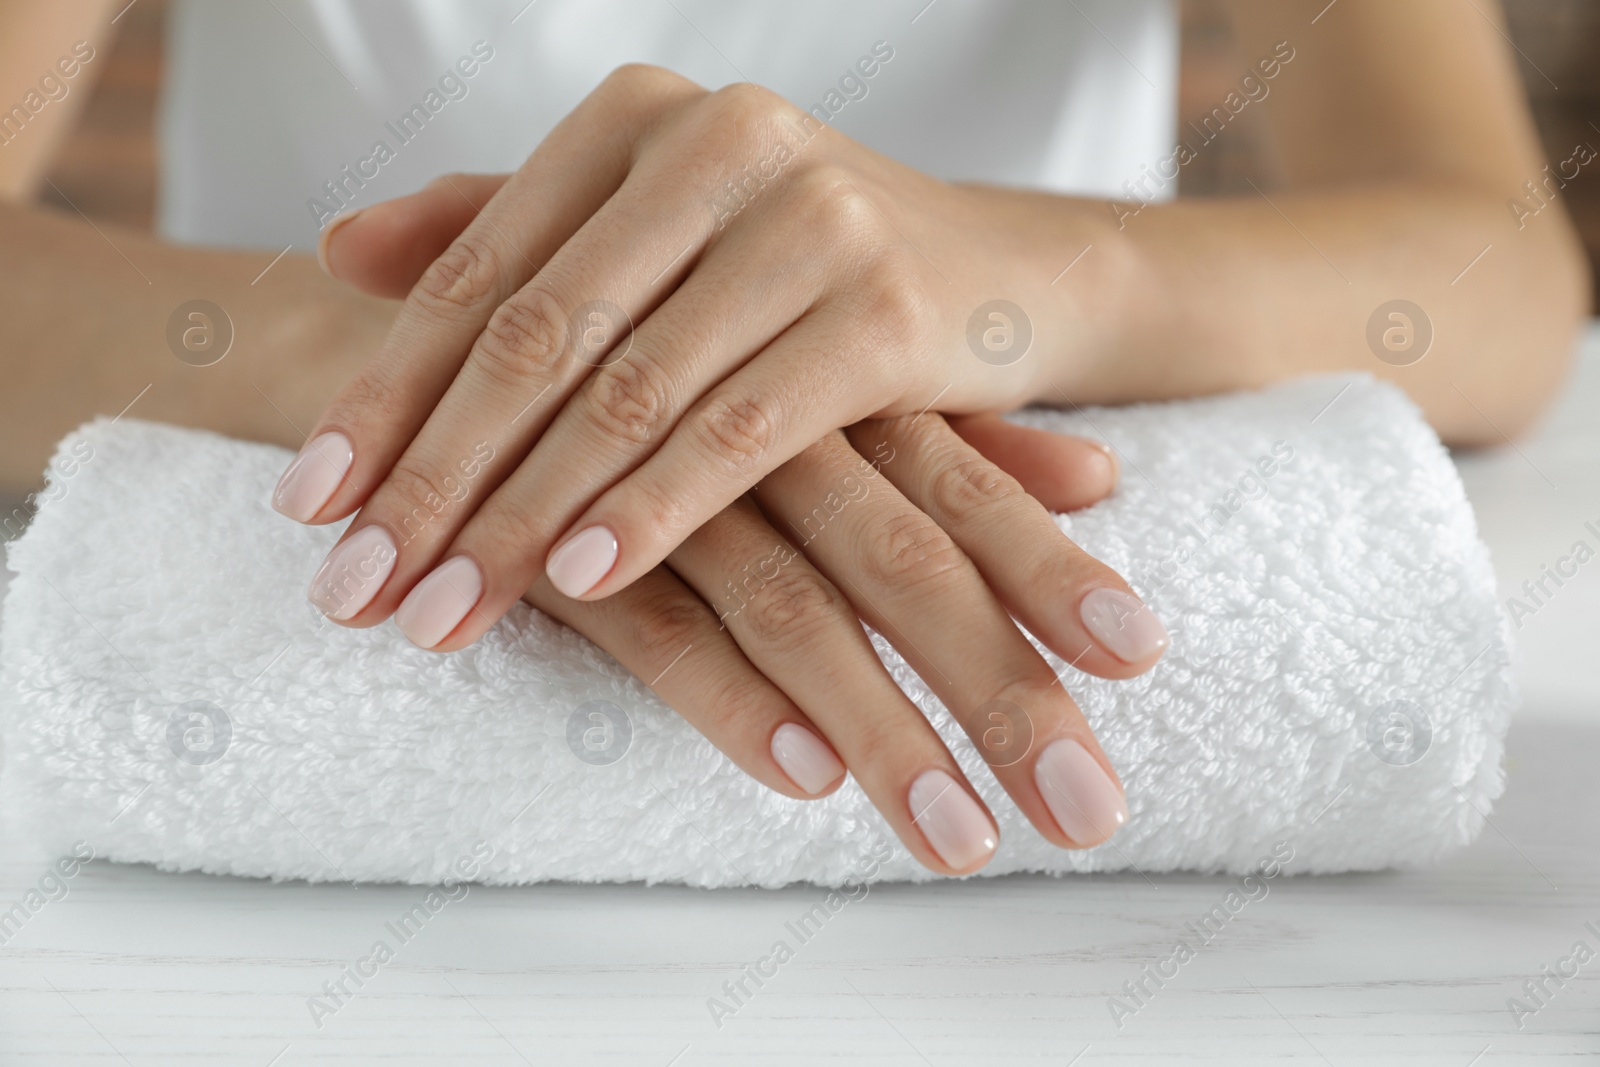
[270,65,701,529]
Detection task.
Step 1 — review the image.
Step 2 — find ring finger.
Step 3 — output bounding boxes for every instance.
[667,494,1001,875]
[526,564,842,802]
[755,431,1131,849]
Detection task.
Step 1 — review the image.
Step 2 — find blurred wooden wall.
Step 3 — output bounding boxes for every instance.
[39,0,1600,306]
[39,0,164,230]
[1178,0,1600,305]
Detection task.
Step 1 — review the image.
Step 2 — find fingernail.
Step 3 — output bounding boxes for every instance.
[1093,441,1119,482]
[316,209,362,277]
[770,723,845,795]
[1079,587,1169,663]
[395,556,483,649]
[308,525,396,620]
[546,526,618,599]
[908,769,997,872]
[1035,738,1129,846]
[272,431,354,522]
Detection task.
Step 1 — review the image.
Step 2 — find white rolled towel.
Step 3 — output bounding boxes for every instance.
[0,373,1513,887]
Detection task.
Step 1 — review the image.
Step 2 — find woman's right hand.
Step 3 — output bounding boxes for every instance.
[316,178,1169,875]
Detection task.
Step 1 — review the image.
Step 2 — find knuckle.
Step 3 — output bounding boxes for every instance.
[605,62,657,89]
[977,674,1067,734]
[862,260,936,347]
[629,478,690,541]
[739,568,844,648]
[790,164,872,236]
[706,81,788,131]
[696,394,776,468]
[381,459,457,543]
[633,591,710,668]
[862,508,967,589]
[469,501,549,569]
[605,62,688,97]
[588,357,671,445]
[473,286,568,385]
[930,456,1017,524]
[1025,548,1109,605]
[598,65,704,148]
[323,368,403,428]
[415,233,501,314]
[693,670,779,738]
[847,712,911,771]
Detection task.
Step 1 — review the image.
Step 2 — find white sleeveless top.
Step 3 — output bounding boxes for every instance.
[159,0,1176,249]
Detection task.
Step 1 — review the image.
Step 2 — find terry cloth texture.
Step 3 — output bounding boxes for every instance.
[0,374,1514,888]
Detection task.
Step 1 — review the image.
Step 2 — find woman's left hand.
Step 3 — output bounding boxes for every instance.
[275,64,1118,641]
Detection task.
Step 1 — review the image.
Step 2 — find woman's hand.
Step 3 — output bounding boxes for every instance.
[301,173,1167,873]
[273,64,1123,650]
[536,419,1159,874]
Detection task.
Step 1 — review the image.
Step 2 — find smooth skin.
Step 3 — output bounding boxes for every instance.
[318,194,1154,873]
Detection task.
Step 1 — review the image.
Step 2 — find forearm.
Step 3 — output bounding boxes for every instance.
[0,202,393,491]
[998,0,1594,445]
[0,0,120,199]
[1060,179,1589,444]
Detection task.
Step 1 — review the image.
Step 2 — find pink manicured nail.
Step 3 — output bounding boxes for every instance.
[770,723,845,795]
[272,431,353,522]
[395,556,483,649]
[1079,587,1169,663]
[908,769,997,872]
[1035,738,1129,846]
[308,525,396,620]
[546,526,618,598]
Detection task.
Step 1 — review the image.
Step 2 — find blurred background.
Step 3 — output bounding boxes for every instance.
[37,0,1600,305]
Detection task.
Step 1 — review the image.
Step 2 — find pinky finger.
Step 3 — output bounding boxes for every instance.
[947,414,1119,514]
[318,172,513,297]
[524,568,845,800]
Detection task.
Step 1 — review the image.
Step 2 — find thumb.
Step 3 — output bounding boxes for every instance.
[317,172,513,299]
[947,413,1119,513]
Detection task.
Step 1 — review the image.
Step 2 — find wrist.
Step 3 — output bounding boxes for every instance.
[955,183,1156,408]
[1038,199,1154,405]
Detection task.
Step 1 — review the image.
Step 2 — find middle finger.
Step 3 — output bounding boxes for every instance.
[668,494,1001,875]
[755,433,1131,849]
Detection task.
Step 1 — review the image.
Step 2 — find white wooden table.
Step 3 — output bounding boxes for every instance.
[4,328,1598,1065]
